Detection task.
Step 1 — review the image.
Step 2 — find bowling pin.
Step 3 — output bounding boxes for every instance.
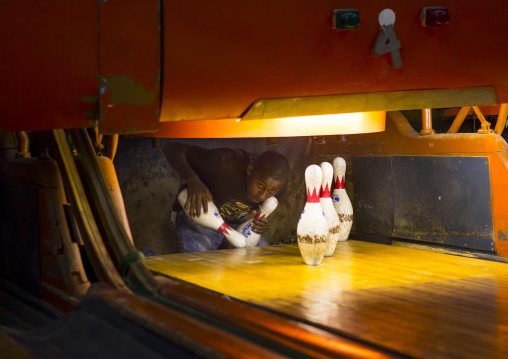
[178,189,247,248]
[237,197,278,247]
[319,162,341,257]
[332,157,353,241]
[297,165,329,266]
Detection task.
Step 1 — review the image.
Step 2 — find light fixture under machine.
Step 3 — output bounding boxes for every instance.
[150,87,497,139]
[151,111,385,138]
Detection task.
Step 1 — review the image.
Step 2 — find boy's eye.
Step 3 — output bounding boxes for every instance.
[257,182,265,189]
[270,189,278,194]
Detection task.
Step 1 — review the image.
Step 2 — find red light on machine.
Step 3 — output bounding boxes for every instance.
[421,7,450,27]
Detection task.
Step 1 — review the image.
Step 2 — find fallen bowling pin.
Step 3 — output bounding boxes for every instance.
[297,165,329,266]
[178,189,247,248]
[332,157,353,241]
[319,162,341,257]
[238,197,278,247]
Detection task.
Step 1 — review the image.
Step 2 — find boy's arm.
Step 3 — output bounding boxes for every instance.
[162,142,213,216]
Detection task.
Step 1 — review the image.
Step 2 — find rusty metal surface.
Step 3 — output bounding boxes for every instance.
[50,129,130,291]
[392,155,494,251]
[354,155,494,251]
[353,156,394,237]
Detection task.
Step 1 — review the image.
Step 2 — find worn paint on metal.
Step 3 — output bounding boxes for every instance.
[499,232,508,241]
[83,110,99,119]
[354,154,496,252]
[393,156,494,251]
[98,0,161,134]
[100,75,156,106]
[81,96,99,103]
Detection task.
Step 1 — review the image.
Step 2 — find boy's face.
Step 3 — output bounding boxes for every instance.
[245,163,287,204]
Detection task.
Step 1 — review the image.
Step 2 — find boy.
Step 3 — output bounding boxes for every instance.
[164,142,289,252]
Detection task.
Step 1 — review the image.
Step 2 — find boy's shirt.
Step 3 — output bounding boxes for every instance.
[173,146,257,224]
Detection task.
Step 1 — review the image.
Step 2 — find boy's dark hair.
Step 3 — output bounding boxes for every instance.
[252,151,289,181]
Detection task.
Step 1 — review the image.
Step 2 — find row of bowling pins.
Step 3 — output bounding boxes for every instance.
[297,157,353,266]
[177,189,278,248]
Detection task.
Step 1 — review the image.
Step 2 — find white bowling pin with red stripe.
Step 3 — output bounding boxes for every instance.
[297,165,329,265]
[238,197,278,247]
[332,157,353,241]
[320,162,341,256]
[178,189,247,248]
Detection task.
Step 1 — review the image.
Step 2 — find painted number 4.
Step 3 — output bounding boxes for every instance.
[372,9,402,69]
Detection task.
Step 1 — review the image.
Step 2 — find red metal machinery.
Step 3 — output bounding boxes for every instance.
[1,0,507,135]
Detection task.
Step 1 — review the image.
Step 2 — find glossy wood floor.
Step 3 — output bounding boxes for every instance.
[146,241,508,359]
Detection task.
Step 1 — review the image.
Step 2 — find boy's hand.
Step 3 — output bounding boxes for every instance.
[251,214,270,234]
[185,177,213,217]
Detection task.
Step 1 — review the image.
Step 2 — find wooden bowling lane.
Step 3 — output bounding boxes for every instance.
[146,241,508,358]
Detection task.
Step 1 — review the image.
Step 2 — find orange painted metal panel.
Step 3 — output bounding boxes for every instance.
[0,0,98,132]
[365,112,508,257]
[489,154,508,258]
[98,0,161,134]
[2,1,508,133]
[161,1,508,123]
[445,106,502,117]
